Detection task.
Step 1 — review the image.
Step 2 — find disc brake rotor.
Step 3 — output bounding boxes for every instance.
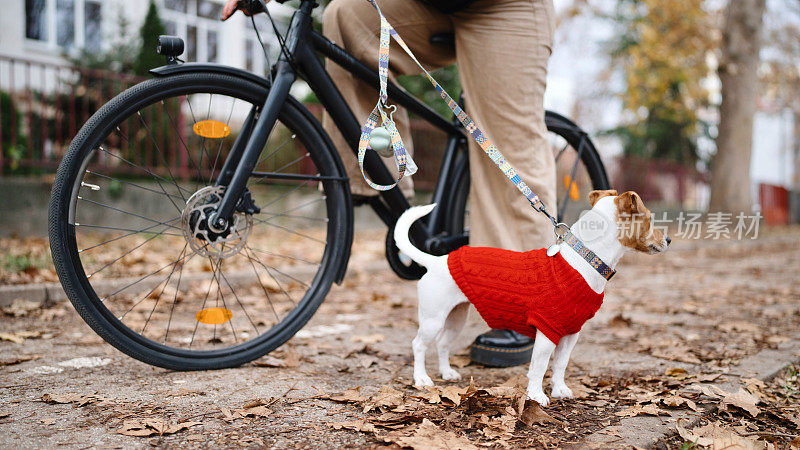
[181,186,253,259]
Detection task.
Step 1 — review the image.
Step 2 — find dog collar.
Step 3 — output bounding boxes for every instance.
[556,226,616,281]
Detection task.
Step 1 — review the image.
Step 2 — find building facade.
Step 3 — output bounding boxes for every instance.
[1,0,286,73]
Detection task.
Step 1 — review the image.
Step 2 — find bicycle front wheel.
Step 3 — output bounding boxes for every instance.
[49,72,351,370]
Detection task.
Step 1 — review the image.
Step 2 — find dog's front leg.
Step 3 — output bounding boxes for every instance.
[550,332,580,399]
[526,330,556,406]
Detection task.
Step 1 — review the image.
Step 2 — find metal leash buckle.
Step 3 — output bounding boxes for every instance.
[547,223,570,257]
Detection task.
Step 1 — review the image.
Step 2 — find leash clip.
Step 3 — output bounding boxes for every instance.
[553,222,570,243]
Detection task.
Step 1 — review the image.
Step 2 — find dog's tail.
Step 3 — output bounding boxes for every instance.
[394,204,439,269]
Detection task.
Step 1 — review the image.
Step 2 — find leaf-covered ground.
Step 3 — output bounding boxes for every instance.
[1,226,799,448]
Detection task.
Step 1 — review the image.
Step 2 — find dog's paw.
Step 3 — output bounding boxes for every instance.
[414,374,434,387]
[551,384,573,399]
[527,390,549,406]
[440,368,462,381]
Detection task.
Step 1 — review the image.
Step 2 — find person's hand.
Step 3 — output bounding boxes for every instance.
[221,0,269,21]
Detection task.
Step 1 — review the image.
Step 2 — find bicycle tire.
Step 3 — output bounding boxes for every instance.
[49,72,351,370]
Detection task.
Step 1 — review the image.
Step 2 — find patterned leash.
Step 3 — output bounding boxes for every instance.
[360,0,615,280]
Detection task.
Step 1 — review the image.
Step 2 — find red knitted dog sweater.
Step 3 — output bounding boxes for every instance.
[447,246,604,345]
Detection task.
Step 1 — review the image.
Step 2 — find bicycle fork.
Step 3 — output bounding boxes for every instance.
[207,4,313,233]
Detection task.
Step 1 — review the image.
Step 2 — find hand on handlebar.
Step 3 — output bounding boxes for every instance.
[221,0,269,21]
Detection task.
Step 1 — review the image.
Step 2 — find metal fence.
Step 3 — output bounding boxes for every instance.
[0,54,146,173]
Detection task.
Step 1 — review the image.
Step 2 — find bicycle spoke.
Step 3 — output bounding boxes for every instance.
[208,97,236,183]
[250,153,310,185]
[258,196,326,221]
[186,95,214,186]
[253,134,297,170]
[255,179,312,211]
[218,265,260,335]
[245,246,297,307]
[85,170,185,202]
[558,137,587,221]
[247,246,308,291]
[75,223,182,237]
[190,257,218,348]
[247,247,319,266]
[87,229,173,278]
[244,246,297,312]
[215,256,238,344]
[137,111,188,204]
[118,250,198,320]
[98,145,189,212]
[554,141,569,163]
[161,99,202,185]
[163,240,191,344]
[104,251,196,303]
[78,216,181,253]
[111,128,193,197]
[141,244,188,334]
[257,219,326,245]
[77,196,182,231]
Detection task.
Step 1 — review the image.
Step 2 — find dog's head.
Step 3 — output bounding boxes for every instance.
[588,190,670,254]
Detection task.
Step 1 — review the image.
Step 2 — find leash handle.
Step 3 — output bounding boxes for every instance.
[356,0,417,191]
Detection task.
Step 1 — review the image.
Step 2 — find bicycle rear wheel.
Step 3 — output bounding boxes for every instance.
[49,72,351,370]
[444,111,610,237]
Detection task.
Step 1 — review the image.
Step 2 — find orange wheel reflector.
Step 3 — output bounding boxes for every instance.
[193,120,231,139]
[196,307,233,325]
[563,175,580,201]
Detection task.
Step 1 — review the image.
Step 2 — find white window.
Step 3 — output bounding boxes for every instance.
[25,0,103,51]
[162,0,224,63]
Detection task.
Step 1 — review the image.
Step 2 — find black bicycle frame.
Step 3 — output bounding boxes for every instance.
[207,0,466,248]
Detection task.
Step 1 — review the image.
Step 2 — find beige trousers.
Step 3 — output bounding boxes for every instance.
[322,0,557,251]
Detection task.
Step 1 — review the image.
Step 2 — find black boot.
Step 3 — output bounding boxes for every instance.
[470,329,534,367]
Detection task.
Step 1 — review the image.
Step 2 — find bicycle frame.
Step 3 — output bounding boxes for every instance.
[196,0,466,250]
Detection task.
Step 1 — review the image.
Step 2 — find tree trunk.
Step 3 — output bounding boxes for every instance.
[708,0,766,213]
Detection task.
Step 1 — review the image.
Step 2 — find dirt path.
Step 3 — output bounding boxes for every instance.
[1,228,799,448]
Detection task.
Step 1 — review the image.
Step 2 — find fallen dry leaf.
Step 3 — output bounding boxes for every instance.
[616,403,665,417]
[440,385,468,406]
[676,420,764,449]
[662,395,699,411]
[329,420,377,433]
[718,387,761,417]
[389,418,478,450]
[41,393,106,407]
[2,299,40,317]
[326,387,368,404]
[364,385,404,413]
[350,334,385,344]
[253,348,300,368]
[695,373,722,383]
[411,387,441,404]
[519,399,562,426]
[450,355,471,368]
[0,331,39,344]
[117,418,201,437]
[0,354,41,366]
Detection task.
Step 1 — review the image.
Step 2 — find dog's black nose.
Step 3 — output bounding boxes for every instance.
[666,236,671,245]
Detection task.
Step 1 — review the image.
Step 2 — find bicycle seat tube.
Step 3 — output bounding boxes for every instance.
[209,0,318,232]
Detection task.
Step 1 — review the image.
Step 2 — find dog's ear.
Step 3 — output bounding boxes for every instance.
[588,190,618,206]
[615,191,645,215]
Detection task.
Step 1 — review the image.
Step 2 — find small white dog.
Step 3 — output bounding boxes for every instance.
[394,190,669,405]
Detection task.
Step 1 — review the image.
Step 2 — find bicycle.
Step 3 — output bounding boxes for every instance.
[48,0,611,370]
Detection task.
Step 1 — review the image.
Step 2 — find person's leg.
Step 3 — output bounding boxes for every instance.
[321,0,455,197]
[453,0,556,365]
[452,0,556,251]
